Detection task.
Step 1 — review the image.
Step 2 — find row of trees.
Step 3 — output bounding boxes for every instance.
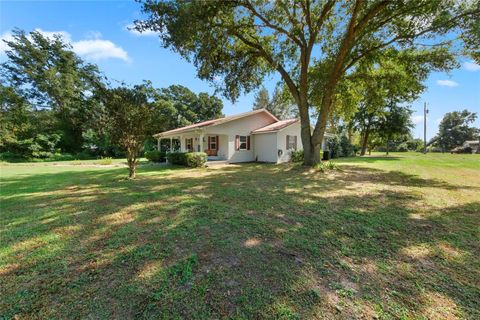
[0,29,224,176]
[136,0,479,164]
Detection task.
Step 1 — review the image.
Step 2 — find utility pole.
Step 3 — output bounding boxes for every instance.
[423,102,428,154]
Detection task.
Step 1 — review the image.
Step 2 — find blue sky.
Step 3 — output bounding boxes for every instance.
[1,0,479,140]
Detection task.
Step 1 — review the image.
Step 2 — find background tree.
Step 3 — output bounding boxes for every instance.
[252,86,297,120]
[157,85,223,128]
[102,82,167,178]
[1,29,105,153]
[376,103,414,155]
[136,0,479,165]
[342,48,454,155]
[432,110,479,152]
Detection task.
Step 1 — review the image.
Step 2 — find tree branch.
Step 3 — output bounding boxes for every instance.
[241,0,304,47]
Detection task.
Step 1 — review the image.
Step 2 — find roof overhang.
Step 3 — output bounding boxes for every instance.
[153,108,278,138]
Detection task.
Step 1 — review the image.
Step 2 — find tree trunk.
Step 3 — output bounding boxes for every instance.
[360,126,370,156]
[127,147,137,179]
[128,162,136,179]
[386,139,389,156]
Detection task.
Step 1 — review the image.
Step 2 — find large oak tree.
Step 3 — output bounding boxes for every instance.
[135,0,479,165]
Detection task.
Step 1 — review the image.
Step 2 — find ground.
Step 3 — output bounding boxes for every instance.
[1,153,479,319]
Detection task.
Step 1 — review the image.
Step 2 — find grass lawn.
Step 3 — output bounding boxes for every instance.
[1,153,479,319]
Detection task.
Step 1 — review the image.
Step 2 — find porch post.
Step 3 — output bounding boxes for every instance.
[199,132,204,153]
[170,137,173,152]
[157,138,161,151]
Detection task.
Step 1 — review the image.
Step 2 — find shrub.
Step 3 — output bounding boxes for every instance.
[397,142,409,152]
[145,150,166,162]
[339,135,355,157]
[327,135,342,158]
[185,152,207,167]
[290,149,304,162]
[98,157,113,165]
[167,152,187,165]
[167,152,207,167]
[314,161,339,172]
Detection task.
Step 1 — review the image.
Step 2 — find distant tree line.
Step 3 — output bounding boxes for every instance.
[0,29,223,165]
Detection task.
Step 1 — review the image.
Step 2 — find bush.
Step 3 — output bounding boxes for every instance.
[290,150,304,162]
[397,142,409,152]
[339,135,355,157]
[97,157,113,165]
[327,135,342,158]
[145,150,166,162]
[185,152,207,167]
[167,152,207,167]
[167,152,187,165]
[314,161,339,172]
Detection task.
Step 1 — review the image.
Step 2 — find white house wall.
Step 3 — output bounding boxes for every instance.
[206,112,276,163]
[254,133,278,163]
[276,122,303,163]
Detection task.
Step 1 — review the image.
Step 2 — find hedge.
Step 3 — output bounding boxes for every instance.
[167,152,207,167]
[145,150,166,162]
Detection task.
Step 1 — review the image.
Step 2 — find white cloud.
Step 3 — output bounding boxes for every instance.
[436,79,459,87]
[0,29,129,62]
[412,115,424,125]
[463,61,480,71]
[72,39,129,61]
[0,31,14,53]
[125,23,159,37]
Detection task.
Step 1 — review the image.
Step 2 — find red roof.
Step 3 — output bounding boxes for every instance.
[153,109,278,137]
[251,118,299,134]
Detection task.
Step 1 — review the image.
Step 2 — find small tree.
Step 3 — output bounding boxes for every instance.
[103,83,163,179]
[377,103,414,155]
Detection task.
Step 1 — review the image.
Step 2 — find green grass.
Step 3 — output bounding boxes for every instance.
[1,153,479,319]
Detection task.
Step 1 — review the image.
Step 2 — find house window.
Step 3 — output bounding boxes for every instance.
[209,136,217,150]
[186,138,193,151]
[239,135,247,150]
[286,135,297,150]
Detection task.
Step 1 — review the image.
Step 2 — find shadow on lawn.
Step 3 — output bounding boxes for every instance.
[1,164,479,318]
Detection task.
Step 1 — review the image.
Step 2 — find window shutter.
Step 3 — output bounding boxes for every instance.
[294,136,297,150]
[286,135,289,149]
[247,136,251,150]
[235,135,239,151]
[216,136,219,150]
[207,136,211,149]
[185,138,187,151]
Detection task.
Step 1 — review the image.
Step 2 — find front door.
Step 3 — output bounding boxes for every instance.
[206,136,219,156]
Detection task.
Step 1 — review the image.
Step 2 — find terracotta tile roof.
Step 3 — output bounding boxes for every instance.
[251,118,299,134]
[153,109,278,137]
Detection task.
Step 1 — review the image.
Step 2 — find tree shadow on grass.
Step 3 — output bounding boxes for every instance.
[1,163,479,318]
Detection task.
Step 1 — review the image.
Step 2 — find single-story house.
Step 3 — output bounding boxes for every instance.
[462,140,480,153]
[153,109,331,163]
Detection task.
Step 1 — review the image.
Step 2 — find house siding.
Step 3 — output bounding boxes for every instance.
[276,122,303,163]
[254,133,278,163]
[205,112,276,163]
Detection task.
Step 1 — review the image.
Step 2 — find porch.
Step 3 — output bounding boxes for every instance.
[156,131,229,161]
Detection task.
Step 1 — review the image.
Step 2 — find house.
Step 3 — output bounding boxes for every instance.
[153,109,331,163]
[462,140,480,153]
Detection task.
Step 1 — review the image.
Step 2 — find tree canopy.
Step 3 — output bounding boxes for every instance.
[252,86,297,120]
[432,110,479,152]
[157,84,224,128]
[0,29,224,164]
[136,0,479,164]
[1,29,105,153]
